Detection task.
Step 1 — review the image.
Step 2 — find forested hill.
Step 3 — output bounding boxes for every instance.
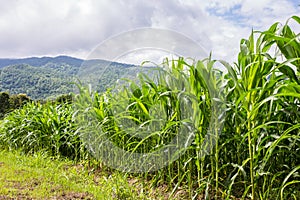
[0,56,83,69]
[0,56,145,99]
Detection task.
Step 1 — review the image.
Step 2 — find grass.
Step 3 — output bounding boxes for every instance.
[0,149,191,199]
[0,150,149,200]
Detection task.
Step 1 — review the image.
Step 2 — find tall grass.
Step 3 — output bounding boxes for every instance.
[74,16,299,199]
[0,101,86,160]
[0,16,299,199]
[219,16,300,199]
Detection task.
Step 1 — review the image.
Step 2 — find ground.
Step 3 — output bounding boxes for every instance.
[0,150,190,200]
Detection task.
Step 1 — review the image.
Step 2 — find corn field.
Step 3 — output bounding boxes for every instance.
[0,16,299,199]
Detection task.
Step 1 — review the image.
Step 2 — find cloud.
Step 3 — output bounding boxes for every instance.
[0,0,152,58]
[0,0,298,65]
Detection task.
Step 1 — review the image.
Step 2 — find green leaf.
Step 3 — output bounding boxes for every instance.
[291,15,300,24]
[278,65,300,84]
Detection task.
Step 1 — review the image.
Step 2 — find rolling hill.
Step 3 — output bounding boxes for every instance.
[0,56,148,99]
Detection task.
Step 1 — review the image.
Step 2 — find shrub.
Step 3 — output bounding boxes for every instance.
[0,92,31,118]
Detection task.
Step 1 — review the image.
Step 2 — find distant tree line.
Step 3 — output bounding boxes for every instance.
[0,92,31,118]
[0,92,73,119]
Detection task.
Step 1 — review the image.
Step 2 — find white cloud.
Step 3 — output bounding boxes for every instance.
[0,0,152,58]
[0,0,298,65]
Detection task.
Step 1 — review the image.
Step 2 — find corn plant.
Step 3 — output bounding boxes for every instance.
[0,101,85,160]
[220,16,300,199]
[74,16,300,197]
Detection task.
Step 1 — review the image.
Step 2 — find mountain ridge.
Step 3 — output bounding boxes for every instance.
[0,55,147,99]
[0,55,138,69]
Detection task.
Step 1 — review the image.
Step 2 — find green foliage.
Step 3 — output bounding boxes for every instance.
[74,16,300,199]
[0,63,77,100]
[0,101,84,160]
[0,92,10,118]
[0,92,31,118]
[219,15,300,199]
[0,57,150,100]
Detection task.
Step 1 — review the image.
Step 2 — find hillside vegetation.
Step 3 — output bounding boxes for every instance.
[0,56,145,99]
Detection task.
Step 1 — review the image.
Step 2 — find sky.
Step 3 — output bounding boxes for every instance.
[0,0,299,64]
